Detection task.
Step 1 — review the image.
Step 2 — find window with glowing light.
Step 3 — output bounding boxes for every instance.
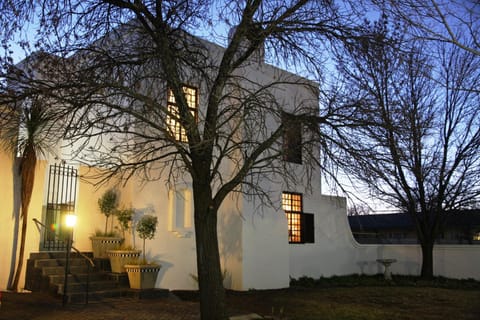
[282,192,314,243]
[167,86,198,142]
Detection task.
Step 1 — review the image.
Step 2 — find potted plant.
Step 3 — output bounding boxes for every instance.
[125,214,161,289]
[107,207,141,273]
[90,188,123,258]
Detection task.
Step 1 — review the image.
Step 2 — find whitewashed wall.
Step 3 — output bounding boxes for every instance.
[0,150,16,290]
[4,35,479,293]
[2,155,479,292]
[240,198,290,290]
[290,195,480,281]
[0,157,51,291]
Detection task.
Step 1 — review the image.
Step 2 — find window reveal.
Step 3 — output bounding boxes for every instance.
[168,187,193,238]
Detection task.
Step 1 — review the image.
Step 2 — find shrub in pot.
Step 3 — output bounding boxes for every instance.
[107,207,141,273]
[125,214,161,289]
[90,188,123,258]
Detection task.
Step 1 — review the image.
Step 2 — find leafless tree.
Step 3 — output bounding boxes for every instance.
[0,1,360,318]
[331,17,480,278]
[373,0,480,57]
[347,203,372,216]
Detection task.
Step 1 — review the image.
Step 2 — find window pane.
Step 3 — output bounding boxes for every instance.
[282,192,302,212]
[287,212,302,243]
[167,86,197,142]
[303,213,315,243]
[283,192,303,243]
[282,113,302,164]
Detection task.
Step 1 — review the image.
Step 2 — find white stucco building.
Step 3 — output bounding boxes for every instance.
[1,25,479,293]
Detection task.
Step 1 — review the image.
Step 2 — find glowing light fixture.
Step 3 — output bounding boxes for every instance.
[65,213,77,228]
[63,212,77,307]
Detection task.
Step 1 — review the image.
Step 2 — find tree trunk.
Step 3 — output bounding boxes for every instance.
[7,160,21,290]
[193,183,227,320]
[10,144,37,291]
[10,205,29,291]
[6,213,19,290]
[420,240,434,279]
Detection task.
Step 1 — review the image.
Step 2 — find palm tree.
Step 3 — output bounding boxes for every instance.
[1,96,58,291]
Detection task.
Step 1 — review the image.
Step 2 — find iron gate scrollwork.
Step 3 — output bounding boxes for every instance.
[42,163,78,251]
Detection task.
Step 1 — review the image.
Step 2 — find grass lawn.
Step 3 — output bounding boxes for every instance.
[1,275,479,319]
[220,275,480,319]
[224,286,480,319]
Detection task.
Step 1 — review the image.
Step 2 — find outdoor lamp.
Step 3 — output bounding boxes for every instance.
[63,212,76,307]
[65,213,77,228]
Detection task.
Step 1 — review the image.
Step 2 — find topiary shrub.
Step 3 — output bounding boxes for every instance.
[136,214,158,264]
[98,188,119,235]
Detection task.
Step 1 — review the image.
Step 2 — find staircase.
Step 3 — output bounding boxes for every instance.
[25,251,131,303]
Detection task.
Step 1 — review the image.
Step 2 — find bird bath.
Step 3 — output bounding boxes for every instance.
[376,258,397,280]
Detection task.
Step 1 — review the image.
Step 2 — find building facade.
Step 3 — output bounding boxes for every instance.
[2,26,480,293]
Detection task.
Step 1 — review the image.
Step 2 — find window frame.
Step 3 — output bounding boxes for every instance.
[167,85,198,142]
[282,112,303,164]
[167,185,194,238]
[282,191,314,244]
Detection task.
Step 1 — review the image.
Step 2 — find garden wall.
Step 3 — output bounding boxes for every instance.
[290,195,480,281]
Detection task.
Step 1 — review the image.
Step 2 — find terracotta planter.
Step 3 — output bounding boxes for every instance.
[90,236,123,258]
[107,249,142,273]
[124,264,161,289]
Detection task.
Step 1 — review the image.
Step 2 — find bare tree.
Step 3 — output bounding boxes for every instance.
[331,17,480,278]
[347,203,372,216]
[374,0,480,57]
[0,1,359,318]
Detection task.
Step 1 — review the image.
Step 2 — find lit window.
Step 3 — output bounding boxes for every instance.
[282,192,314,244]
[167,86,197,142]
[282,192,302,212]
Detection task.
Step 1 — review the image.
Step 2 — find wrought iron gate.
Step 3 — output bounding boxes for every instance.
[42,163,78,251]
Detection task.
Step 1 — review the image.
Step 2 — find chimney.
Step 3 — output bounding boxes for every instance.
[228,25,265,64]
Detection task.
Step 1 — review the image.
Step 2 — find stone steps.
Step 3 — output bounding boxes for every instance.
[48,272,109,285]
[29,251,92,260]
[34,257,90,268]
[57,279,120,294]
[25,252,131,303]
[42,265,92,276]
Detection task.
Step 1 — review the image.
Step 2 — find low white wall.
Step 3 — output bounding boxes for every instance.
[290,195,480,280]
[431,245,480,279]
